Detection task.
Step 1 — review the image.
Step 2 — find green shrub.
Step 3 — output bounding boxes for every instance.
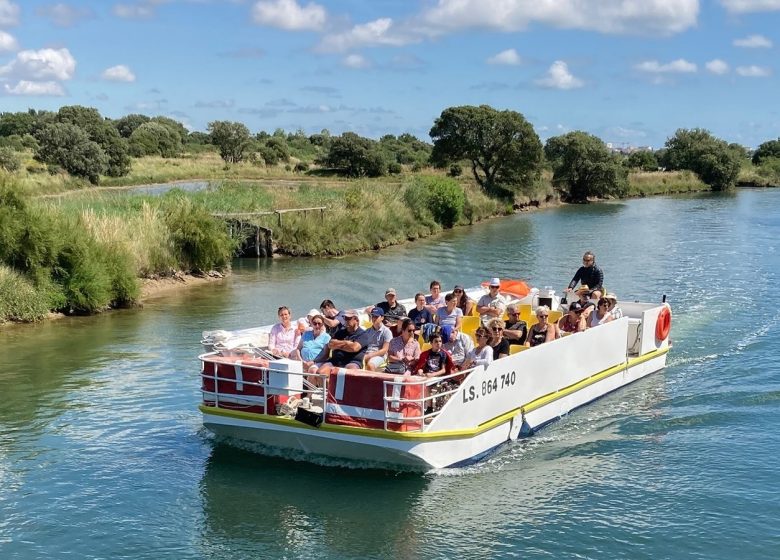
[0,265,50,322]
[388,162,402,175]
[403,176,465,228]
[160,195,235,272]
[294,162,309,173]
[448,163,462,177]
[0,147,21,172]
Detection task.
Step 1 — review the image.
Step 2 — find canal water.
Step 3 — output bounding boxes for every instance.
[1,189,779,559]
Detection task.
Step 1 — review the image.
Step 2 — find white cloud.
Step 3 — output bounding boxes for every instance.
[101,64,136,82]
[635,58,697,73]
[318,18,417,52]
[487,48,522,65]
[736,64,771,76]
[343,54,371,69]
[37,3,95,27]
[4,80,66,96]
[0,48,77,81]
[706,59,730,74]
[721,0,780,13]
[733,34,773,48]
[113,3,154,20]
[0,0,20,26]
[252,0,326,31]
[0,30,17,52]
[417,0,699,36]
[536,61,584,89]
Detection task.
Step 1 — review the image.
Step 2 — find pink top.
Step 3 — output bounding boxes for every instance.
[269,323,301,355]
[387,335,422,370]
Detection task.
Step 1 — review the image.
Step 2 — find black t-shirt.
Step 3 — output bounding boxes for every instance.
[491,338,511,360]
[408,307,434,328]
[376,301,407,322]
[506,320,528,346]
[330,327,371,366]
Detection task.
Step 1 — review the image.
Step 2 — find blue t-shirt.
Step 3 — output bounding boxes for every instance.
[300,330,331,361]
[330,327,372,366]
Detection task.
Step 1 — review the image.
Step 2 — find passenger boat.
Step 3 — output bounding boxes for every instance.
[197,283,672,470]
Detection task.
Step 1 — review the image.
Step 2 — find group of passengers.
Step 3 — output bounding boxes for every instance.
[266,251,622,380]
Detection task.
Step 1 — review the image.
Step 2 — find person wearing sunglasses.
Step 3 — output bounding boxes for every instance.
[503,304,528,349]
[316,310,372,375]
[291,313,331,370]
[589,298,614,328]
[525,305,559,347]
[565,251,604,301]
[451,285,474,317]
[559,301,587,334]
[487,318,510,360]
[386,318,421,374]
[462,327,493,369]
[477,277,507,325]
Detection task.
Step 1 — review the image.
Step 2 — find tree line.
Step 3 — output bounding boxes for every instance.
[1,104,779,202]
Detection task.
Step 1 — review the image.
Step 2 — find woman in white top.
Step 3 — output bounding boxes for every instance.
[268,306,301,358]
[462,327,493,369]
[589,298,613,328]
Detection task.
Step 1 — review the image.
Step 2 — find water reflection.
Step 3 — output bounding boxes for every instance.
[199,445,428,558]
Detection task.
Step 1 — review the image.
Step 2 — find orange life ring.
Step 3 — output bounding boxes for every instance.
[480,279,531,298]
[655,306,671,341]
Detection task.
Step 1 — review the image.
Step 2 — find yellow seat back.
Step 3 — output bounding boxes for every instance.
[461,315,481,337]
[509,345,527,355]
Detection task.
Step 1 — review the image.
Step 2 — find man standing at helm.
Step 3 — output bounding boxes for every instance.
[566,251,604,300]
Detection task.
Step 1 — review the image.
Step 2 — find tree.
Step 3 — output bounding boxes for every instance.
[56,105,130,177]
[34,123,109,184]
[664,128,741,191]
[429,105,542,199]
[626,150,658,171]
[0,147,21,172]
[545,131,628,203]
[208,121,251,163]
[150,116,188,143]
[753,138,780,165]
[325,132,388,177]
[114,114,151,138]
[129,122,182,157]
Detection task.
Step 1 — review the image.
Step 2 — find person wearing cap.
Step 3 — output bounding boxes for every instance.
[369,288,407,334]
[566,251,604,299]
[441,324,473,369]
[316,309,372,374]
[364,307,393,371]
[320,299,347,336]
[452,285,474,317]
[477,278,507,324]
[559,301,587,333]
[436,292,464,329]
[503,304,528,348]
[604,293,623,319]
[290,313,331,369]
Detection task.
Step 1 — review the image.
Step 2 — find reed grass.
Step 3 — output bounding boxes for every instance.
[626,170,709,196]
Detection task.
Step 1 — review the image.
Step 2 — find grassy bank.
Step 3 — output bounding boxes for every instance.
[626,170,710,196]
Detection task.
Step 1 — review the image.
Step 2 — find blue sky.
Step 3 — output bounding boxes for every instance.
[0,0,778,148]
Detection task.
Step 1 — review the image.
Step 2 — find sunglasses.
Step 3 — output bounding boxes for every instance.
[311,321,323,326]
[492,327,503,332]
[454,289,463,293]
[406,328,416,333]
[538,315,549,319]
[508,311,518,315]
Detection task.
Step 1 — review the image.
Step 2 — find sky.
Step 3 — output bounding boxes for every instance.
[0,0,778,149]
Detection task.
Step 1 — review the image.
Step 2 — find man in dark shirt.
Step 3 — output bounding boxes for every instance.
[320,299,347,336]
[316,309,371,374]
[374,287,407,334]
[503,304,528,348]
[567,251,604,300]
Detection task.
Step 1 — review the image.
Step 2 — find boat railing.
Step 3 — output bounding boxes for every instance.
[382,368,473,432]
[199,352,327,416]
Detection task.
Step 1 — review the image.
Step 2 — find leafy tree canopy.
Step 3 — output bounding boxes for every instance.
[544,131,628,203]
[626,150,658,172]
[114,114,151,138]
[34,123,109,184]
[325,132,388,177]
[208,120,251,164]
[429,105,542,199]
[753,138,780,165]
[663,128,741,191]
[129,121,182,158]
